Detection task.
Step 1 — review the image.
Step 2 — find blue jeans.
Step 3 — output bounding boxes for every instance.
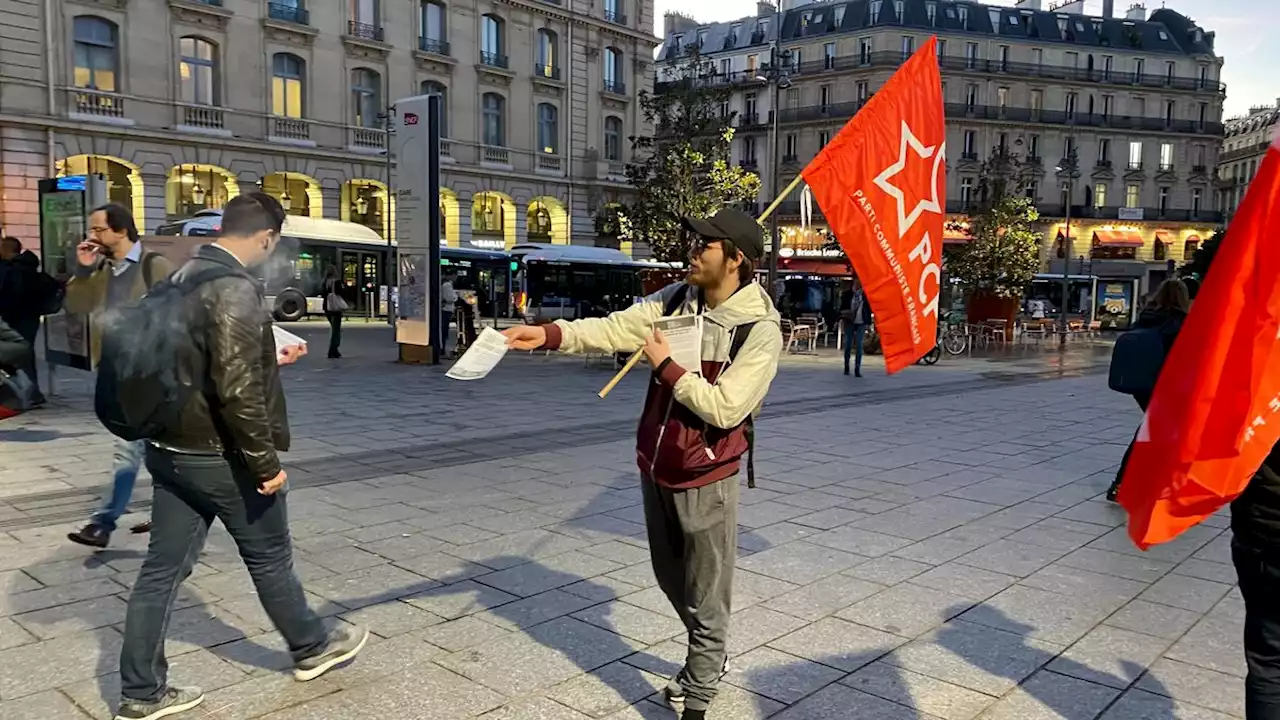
[91,438,145,531]
[843,321,866,373]
[120,447,328,702]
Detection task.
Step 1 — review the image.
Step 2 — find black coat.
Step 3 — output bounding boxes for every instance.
[0,317,29,370]
[1234,442,1280,555]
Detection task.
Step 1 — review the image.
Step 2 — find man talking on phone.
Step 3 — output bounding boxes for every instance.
[503,209,782,720]
[66,203,173,547]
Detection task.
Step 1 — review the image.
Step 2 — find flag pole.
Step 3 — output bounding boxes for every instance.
[597,172,805,399]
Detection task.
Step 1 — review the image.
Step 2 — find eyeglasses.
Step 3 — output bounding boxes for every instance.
[89,226,111,234]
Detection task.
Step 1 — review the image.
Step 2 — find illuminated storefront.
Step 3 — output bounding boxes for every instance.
[1044,220,1212,295]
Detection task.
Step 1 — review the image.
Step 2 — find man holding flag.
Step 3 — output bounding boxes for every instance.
[1117,128,1280,717]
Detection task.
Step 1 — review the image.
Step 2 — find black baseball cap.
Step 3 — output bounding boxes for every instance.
[681,208,764,262]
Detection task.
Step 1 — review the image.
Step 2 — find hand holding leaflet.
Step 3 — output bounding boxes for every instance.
[446,327,510,380]
[272,326,308,366]
[652,315,702,375]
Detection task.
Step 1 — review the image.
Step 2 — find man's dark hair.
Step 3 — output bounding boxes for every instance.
[91,203,139,242]
[721,239,757,286]
[221,192,286,237]
[0,236,21,254]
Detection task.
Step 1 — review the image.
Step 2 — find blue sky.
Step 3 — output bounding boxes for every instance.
[652,0,1273,117]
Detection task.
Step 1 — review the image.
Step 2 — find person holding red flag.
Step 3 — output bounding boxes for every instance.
[1117,128,1280,717]
[800,36,946,373]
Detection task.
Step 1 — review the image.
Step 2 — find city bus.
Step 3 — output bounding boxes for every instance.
[509,243,677,320]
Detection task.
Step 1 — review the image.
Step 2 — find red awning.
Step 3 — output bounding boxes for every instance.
[1093,230,1144,248]
[1185,234,1201,244]
[778,259,852,277]
[943,229,970,244]
[1154,230,1175,245]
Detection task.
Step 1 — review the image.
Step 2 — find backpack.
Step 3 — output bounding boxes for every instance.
[31,272,64,316]
[1108,324,1168,396]
[94,265,237,441]
[662,284,761,487]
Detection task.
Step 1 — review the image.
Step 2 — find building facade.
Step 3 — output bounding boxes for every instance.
[656,0,1225,293]
[0,0,657,256]
[1217,100,1279,218]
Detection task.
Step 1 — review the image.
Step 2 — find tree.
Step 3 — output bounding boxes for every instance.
[1178,227,1225,283]
[618,47,761,262]
[945,147,1042,299]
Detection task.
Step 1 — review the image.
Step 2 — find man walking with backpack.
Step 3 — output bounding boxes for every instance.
[503,208,782,720]
[106,193,366,720]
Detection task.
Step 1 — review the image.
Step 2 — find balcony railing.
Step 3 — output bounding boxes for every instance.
[603,80,626,95]
[1220,141,1271,163]
[536,155,563,173]
[737,112,759,127]
[938,104,1224,135]
[655,68,768,93]
[347,20,384,42]
[419,37,449,55]
[1036,205,1223,223]
[1158,163,1175,173]
[535,64,561,80]
[604,9,627,24]
[1094,160,1112,170]
[271,116,310,140]
[70,88,125,119]
[739,158,759,170]
[1127,161,1144,171]
[267,2,308,24]
[180,104,224,130]
[188,0,223,5]
[960,151,979,161]
[481,52,509,69]
[350,126,385,150]
[481,145,510,164]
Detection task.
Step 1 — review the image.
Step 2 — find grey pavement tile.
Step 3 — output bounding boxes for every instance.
[0,576,125,617]
[305,564,438,609]
[410,615,513,652]
[211,631,295,676]
[0,616,38,650]
[604,562,660,589]
[1018,563,1150,604]
[163,603,265,657]
[620,638,686,678]
[1103,598,1205,641]
[835,583,975,638]
[1137,574,1233,613]
[577,541,652,567]
[474,552,619,598]
[1056,546,1177,584]
[763,573,885,621]
[1051,501,1128,528]
[572,601,685,645]
[1171,558,1239,585]
[842,661,994,720]
[550,515,648,543]
[0,570,43,594]
[889,531,1009,566]
[548,661,666,718]
[18,556,119,587]
[840,497,907,514]
[1191,535,1234,565]
[909,563,1017,601]
[723,645,847,705]
[1002,521,1109,553]
[256,663,505,720]
[843,556,933,585]
[0,690,93,720]
[339,599,445,638]
[565,575,644,604]
[0,627,121,700]
[473,589,599,631]
[978,669,1121,720]
[776,490,863,512]
[418,521,504,546]
[883,620,1063,696]
[356,531,452,562]
[391,552,492,584]
[768,617,906,672]
[736,501,814,529]
[954,539,1068,578]
[732,569,802,609]
[301,546,389,574]
[961,584,1125,647]
[468,509,566,534]
[1137,658,1247,718]
[480,696,594,720]
[1048,625,1174,689]
[736,541,868,585]
[597,700,671,720]
[322,633,448,691]
[771,683,929,720]
[1098,689,1238,720]
[807,526,914,557]
[446,528,591,568]
[12,594,127,640]
[1086,525,1221,565]
[727,605,810,656]
[404,579,519,620]
[738,522,824,552]
[617,586,680,619]
[64,647,250,718]
[1164,613,1247,678]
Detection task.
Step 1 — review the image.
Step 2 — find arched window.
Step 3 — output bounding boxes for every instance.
[421,80,448,138]
[73,16,119,91]
[179,37,218,106]
[529,203,552,239]
[603,47,623,93]
[481,14,505,66]
[604,116,623,161]
[536,29,557,77]
[473,192,504,234]
[271,53,305,118]
[482,93,505,146]
[537,103,558,155]
[351,68,381,128]
[420,0,447,52]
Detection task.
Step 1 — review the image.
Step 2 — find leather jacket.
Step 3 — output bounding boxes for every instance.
[152,245,289,480]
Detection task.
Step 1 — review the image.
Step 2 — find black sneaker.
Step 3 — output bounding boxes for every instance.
[664,659,729,713]
[681,710,707,720]
[68,523,111,548]
[295,626,369,681]
[130,521,152,534]
[113,686,204,720]
[1106,479,1122,502]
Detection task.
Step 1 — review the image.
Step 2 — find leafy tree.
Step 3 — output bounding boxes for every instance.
[1178,228,1225,283]
[945,148,1042,298]
[619,47,761,262]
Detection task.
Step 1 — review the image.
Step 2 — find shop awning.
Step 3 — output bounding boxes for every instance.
[943,229,971,244]
[1153,230,1175,245]
[1185,234,1201,245]
[1093,230,1144,247]
[777,259,852,277]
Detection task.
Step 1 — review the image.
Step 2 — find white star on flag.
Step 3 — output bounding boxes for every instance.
[873,120,946,238]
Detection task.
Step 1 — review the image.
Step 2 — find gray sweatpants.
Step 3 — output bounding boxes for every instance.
[642,475,739,712]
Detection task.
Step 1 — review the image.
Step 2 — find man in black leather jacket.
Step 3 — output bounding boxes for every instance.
[114,194,367,720]
[1233,442,1280,719]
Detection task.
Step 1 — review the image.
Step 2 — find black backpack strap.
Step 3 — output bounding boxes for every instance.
[727,321,759,488]
[662,283,690,317]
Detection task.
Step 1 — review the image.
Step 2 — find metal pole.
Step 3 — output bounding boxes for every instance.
[383,105,395,324]
[426,95,442,364]
[766,38,782,298]
[1059,177,1072,349]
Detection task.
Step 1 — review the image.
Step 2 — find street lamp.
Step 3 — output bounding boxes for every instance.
[1054,145,1079,349]
[756,33,791,300]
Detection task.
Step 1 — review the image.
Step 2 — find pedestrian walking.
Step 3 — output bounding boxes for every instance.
[109,193,366,720]
[1107,278,1189,501]
[1233,440,1280,719]
[840,277,868,377]
[322,265,344,359]
[0,237,58,402]
[66,204,172,547]
[503,208,783,720]
[440,269,458,354]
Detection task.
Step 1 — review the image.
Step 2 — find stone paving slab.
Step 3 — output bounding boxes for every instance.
[0,338,1254,718]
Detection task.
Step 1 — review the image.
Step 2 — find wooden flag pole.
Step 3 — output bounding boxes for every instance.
[597,173,806,399]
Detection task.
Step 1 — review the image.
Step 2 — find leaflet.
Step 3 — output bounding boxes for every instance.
[654,315,702,375]
[446,327,510,380]
[272,326,307,353]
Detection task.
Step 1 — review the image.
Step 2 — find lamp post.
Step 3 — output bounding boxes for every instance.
[757,30,791,299]
[1055,146,1079,349]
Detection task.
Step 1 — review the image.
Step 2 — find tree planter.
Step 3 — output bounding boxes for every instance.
[966,291,1020,328]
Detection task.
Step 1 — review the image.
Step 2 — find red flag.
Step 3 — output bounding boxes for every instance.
[800,38,945,373]
[1120,130,1280,548]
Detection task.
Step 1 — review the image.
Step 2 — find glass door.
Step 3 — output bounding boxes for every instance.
[339,250,382,315]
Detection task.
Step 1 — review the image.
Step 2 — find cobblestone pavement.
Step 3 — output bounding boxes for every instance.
[0,325,1246,719]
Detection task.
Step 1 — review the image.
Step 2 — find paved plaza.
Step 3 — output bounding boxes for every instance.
[0,324,1247,719]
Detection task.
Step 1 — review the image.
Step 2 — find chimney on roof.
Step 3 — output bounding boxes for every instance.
[1102,0,1114,18]
[663,11,700,36]
[1125,3,1146,20]
[757,1,776,17]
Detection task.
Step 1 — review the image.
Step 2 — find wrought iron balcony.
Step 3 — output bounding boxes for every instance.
[603,80,626,95]
[267,2,308,24]
[535,64,561,81]
[347,21,384,42]
[481,52,509,69]
[419,37,449,55]
[604,9,627,24]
